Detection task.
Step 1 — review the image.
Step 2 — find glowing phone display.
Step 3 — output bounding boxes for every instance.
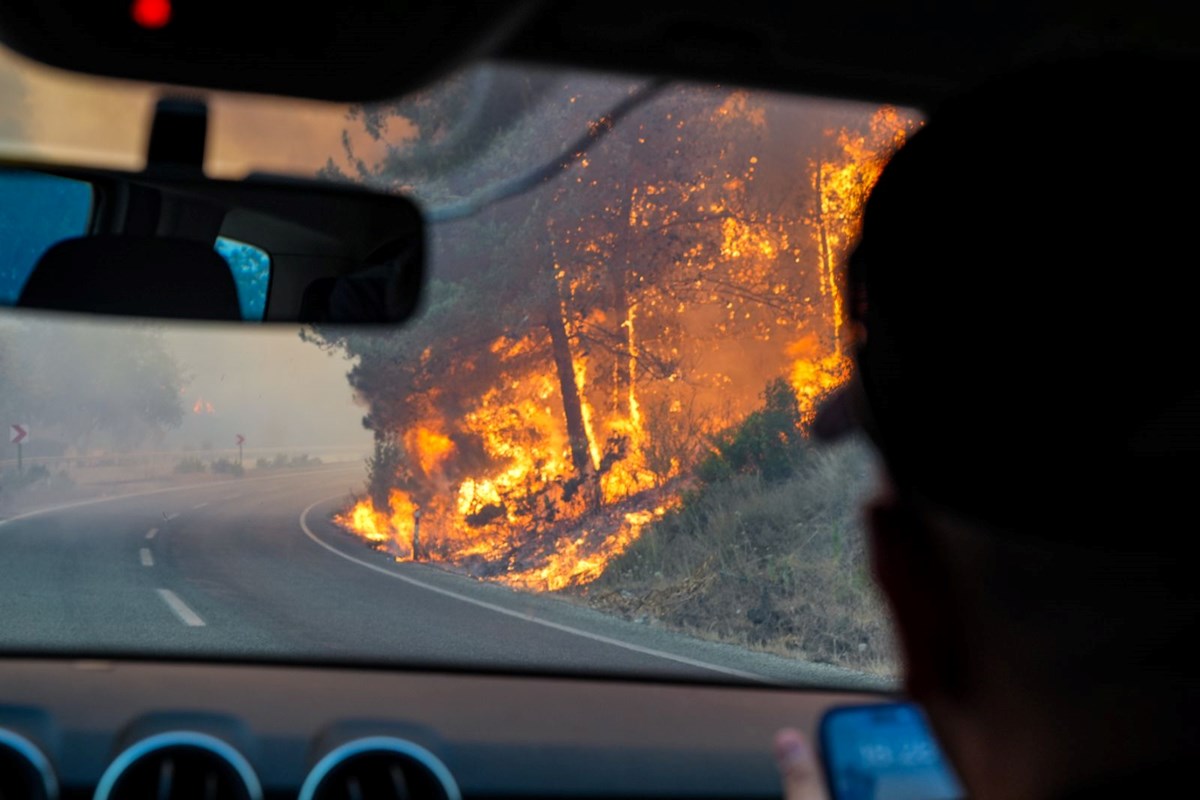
[819,702,965,800]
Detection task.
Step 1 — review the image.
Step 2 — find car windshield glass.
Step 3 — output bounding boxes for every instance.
[0,47,919,688]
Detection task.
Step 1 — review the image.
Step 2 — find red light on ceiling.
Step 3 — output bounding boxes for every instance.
[131,0,172,29]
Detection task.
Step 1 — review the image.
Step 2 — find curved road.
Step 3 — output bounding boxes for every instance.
[0,465,884,688]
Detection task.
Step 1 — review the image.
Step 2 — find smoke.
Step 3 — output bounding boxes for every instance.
[161,324,371,453]
[0,310,370,456]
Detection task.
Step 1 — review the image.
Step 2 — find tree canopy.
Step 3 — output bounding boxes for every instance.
[0,317,185,452]
[307,66,916,589]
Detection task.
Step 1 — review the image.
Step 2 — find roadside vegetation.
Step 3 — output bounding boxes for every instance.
[0,463,71,493]
[173,452,323,477]
[174,456,207,474]
[578,380,896,675]
[210,458,245,477]
[255,453,323,470]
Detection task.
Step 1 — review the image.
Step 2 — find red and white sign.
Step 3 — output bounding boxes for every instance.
[9,424,29,444]
[235,434,245,446]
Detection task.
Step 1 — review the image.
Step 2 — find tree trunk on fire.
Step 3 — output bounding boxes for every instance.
[546,311,600,506]
[814,162,842,356]
[607,176,646,420]
[611,236,633,418]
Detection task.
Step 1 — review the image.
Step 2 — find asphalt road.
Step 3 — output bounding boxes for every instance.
[0,465,886,689]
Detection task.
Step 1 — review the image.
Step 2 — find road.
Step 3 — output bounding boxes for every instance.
[0,464,885,688]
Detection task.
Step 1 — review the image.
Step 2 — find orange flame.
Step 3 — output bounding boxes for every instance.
[813,107,911,353]
[404,425,456,476]
[504,506,671,591]
[336,104,914,592]
[787,334,852,423]
[336,489,417,554]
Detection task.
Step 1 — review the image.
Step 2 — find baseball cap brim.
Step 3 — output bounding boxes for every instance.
[811,380,862,443]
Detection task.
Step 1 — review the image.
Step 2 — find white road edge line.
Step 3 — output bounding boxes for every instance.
[156,588,205,627]
[193,502,208,509]
[299,496,773,685]
[146,528,158,540]
[140,548,155,567]
[164,513,180,521]
[0,464,364,529]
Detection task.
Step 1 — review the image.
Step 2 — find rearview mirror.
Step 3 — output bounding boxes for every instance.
[0,162,425,324]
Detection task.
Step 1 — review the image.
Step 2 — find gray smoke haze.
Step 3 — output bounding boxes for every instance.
[0,310,371,459]
[161,324,371,454]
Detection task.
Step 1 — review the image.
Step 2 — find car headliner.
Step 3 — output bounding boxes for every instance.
[1,2,1196,109]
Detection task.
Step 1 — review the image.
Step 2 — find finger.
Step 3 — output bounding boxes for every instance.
[774,728,827,800]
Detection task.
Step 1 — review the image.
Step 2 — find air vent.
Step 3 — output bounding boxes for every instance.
[94,731,262,800]
[0,728,58,800]
[299,737,461,800]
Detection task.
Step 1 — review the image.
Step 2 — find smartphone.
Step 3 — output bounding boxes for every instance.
[818,701,966,800]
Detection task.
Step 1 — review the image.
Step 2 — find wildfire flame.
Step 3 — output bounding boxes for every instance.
[405,425,455,476]
[336,104,913,592]
[192,397,216,415]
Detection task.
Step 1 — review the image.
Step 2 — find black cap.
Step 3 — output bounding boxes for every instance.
[814,52,1200,543]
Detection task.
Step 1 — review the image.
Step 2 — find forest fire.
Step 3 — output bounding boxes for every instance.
[328,88,915,592]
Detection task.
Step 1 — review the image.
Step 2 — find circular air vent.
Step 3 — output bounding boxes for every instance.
[94,731,262,800]
[299,737,461,800]
[0,728,57,800]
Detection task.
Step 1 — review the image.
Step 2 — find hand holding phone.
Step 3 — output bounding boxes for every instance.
[818,702,965,800]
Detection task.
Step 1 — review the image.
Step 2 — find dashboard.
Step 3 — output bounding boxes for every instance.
[1,658,881,799]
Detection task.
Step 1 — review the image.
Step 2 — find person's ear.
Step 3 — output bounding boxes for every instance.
[867,495,969,704]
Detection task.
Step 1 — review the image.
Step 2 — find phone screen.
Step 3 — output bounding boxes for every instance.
[819,702,965,800]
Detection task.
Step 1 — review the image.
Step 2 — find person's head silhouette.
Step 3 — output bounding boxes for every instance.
[813,52,1200,800]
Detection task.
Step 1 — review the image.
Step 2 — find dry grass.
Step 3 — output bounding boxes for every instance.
[577,438,897,676]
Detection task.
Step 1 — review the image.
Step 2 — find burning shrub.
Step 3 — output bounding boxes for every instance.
[696,379,807,485]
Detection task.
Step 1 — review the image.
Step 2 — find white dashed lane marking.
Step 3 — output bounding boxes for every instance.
[155,589,205,626]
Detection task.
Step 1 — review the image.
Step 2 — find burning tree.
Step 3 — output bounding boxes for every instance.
[309,68,917,591]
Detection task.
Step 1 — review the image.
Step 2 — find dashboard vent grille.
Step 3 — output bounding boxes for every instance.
[0,728,57,800]
[95,732,261,800]
[300,737,461,800]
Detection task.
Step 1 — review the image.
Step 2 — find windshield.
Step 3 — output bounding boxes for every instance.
[0,47,917,688]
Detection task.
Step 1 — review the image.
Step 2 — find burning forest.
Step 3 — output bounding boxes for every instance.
[311,72,918,592]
